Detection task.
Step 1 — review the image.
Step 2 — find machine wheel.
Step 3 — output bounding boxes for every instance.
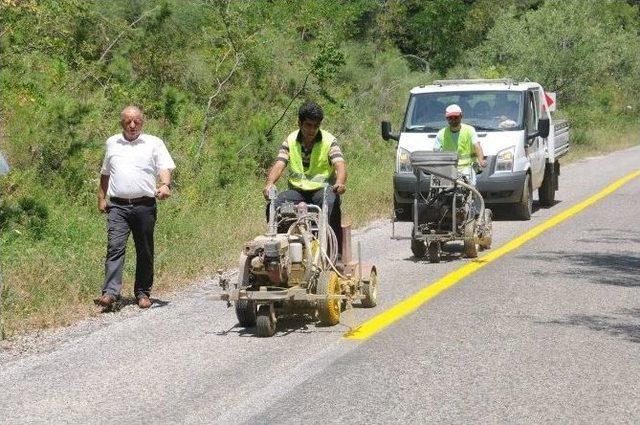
[427,241,440,263]
[360,269,378,308]
[538,163,556,207]
[316,271,341,326]
[256,304,276,337]
[513,174,532,220]
[478,209,493,250]
[411,238,427,258]
[234,299,257,327]
[463,220,479,258]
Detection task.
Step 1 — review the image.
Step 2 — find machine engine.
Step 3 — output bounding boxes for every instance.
[242,202,320,289]
[416,188,471,233]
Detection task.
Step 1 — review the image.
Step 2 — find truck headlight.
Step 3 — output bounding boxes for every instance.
[397,148,412,173]
[495,146,515,173]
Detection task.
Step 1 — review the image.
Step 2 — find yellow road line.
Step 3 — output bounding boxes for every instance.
[344,169,640,340]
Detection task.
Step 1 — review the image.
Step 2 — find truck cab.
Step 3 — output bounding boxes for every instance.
[382,79,568,221]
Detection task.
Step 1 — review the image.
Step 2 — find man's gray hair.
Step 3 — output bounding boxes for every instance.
[120,105,143,121]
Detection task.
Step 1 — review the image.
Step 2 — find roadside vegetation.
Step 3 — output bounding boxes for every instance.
[1,0,639,336]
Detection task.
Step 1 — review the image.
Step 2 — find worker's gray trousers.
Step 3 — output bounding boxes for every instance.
[102,200,157,299]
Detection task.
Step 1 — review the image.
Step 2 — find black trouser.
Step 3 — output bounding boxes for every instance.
[103,198,157,299]
[269,188,342,255]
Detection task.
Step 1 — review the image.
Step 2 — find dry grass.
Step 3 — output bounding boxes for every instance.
[565,125,639,163]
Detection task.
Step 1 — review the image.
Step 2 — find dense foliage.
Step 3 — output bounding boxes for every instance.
[0,0,639,333]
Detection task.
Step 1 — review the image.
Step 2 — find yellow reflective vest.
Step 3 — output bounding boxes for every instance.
[287,129,335,191]
[437,123,476,169]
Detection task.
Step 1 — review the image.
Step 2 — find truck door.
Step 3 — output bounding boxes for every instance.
[525,90,545,189]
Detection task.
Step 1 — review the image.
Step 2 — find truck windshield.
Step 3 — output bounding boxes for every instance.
[404,91,524,132]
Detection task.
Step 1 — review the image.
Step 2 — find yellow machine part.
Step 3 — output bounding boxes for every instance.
[317,271,341,325]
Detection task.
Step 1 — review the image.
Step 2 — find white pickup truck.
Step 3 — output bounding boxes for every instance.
[382,79,570,220]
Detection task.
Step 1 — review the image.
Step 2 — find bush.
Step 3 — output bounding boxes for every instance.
[468,0,640,110]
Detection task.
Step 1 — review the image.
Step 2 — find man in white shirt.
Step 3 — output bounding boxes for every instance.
[95,106,175,309]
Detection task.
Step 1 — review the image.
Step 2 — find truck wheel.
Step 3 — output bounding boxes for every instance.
[411,238,427,258]
[538,162,556,207]
[427,241,440,263]
[360,269,378,308]
[463,220,478,258]
[234,299,256,327]
[256,304,276,337]
[316,271,341,326]
[513,174,532,220]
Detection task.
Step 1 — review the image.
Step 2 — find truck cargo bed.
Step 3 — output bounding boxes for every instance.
[554,119,570,158]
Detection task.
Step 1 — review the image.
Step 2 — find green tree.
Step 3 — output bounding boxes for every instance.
[468,0,640,106]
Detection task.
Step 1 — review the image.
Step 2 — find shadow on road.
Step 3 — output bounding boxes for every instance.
[519,246,640,288]
[97,296,170,313]
[213,314,349,338]
[527,227,640,343]
[402,240,492,264]
[489,199,557,221]
[574,228,640,245]
[540,308,640,344]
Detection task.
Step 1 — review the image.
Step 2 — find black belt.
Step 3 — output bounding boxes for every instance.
[110,196,155,205]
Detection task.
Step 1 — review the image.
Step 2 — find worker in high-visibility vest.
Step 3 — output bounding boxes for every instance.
[435,104,486,184]
[263,101,347,253]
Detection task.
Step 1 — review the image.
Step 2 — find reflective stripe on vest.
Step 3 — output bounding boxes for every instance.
[287,129,334,191]
[438,123,475,169]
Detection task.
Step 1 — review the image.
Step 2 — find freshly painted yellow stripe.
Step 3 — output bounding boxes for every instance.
[345,169,640,340]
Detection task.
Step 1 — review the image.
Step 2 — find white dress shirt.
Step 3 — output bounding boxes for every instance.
[101,133,175,198]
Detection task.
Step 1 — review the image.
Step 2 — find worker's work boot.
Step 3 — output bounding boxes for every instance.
[95,294,116,308]
[137,295,152,309]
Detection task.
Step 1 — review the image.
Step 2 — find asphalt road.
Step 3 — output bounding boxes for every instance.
[1,146,639,424]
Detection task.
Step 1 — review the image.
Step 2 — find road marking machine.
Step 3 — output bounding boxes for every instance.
[403,151,492,263]
[214,187,378,337]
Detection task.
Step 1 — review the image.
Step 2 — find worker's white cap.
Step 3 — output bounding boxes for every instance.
[445,104,463,117]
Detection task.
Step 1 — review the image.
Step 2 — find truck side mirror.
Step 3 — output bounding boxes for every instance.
[537,118,550,138]
[381,121,399,142]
